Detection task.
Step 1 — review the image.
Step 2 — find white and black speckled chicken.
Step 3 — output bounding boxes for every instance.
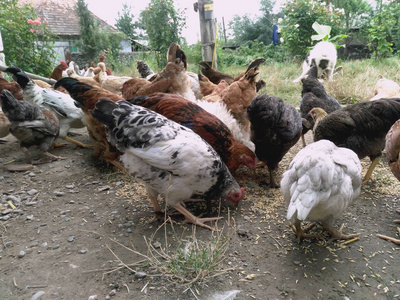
[0,89,63,164]
[90,99,246,230]
[5,65,88,148]
[247,94,302,188]
[281,140,362,243]
[312,98,400,183]
[300,62,341,147]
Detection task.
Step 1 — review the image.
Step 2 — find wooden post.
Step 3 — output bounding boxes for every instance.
[194,0,217,68]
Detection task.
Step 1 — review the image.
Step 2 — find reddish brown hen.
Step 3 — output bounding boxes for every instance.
[128,93,257,173]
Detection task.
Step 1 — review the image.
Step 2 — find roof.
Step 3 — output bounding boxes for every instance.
[20,0,117,36]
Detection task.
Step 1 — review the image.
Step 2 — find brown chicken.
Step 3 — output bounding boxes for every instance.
[121,43,193,100]
[385,119,400,181]
[48,61,68,81]
[0,77,23,100]
[54,77,125,171]
[199,75,228,99]
[199,58,266,92]
[0,106,11,140]
[128,93,257,173]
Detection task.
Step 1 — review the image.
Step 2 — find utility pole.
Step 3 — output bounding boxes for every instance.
[194,0,217,68]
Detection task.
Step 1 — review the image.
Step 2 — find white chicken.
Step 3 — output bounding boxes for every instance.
[281,140,362,242]
[5,65,88,148]
[90,99,246,230]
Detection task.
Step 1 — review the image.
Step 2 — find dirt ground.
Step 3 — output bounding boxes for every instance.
[0,128,399,300]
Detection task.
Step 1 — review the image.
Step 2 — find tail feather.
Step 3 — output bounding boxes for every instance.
[5,64,30,89]
[54,77,93,107]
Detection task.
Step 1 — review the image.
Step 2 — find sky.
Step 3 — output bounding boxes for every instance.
[85,0,275,44]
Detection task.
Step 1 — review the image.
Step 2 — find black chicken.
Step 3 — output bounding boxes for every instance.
[300,62,341,147]
[313,98,400,183]
[247,94,302,187]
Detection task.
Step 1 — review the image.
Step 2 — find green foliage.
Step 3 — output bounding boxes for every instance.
[140,0,186,67]
[115,3,142,43]
[76,0,123,67]
[181,42,202,72]
[367,2,400,58]
[0,0,57,76]
[279,0,344,59]
[228,0,276,45]
[330,0,373,29]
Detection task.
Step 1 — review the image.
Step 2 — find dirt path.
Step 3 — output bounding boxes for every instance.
[0,130,399,300]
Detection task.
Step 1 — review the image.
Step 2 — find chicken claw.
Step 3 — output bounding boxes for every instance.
[324,223,360,241]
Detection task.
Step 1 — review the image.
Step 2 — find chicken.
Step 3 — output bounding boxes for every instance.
[0,89,63,164]
[0,106,11,140]
[247,94,302,187]
[200,78,229,102]
[67,68,101,87]
[312,98,400,183]
[136,60,155,79]
[199,58,266,92]
[128,93,256,173]
[198,74,218,97]
[5,65,88,148]
[385,119,400,181]
[281,140,362,242]
[96,63,132,95]
[370,75,400,101]
[48,61,68,81]
[90,98,246,230]
[300,63,341,147]
[54,77,125,171]
[0,77,23,100]
[121,44,195,100]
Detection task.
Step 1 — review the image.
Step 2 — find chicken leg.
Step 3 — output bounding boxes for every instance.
[173,203,222,231]
[291,220,318,243]
[64,136,93,149]
[323,223,360,241]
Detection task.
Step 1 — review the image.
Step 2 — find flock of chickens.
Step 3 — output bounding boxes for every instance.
[0,42,400,242]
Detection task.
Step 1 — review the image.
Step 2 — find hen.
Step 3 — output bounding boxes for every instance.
[0,77,23,100]
[128,93,256,173]
[247,94,302,187]
[370,75,400,101]
[281,140,362,242]
[0,90,63,163]
[5,65,88,148]
[0,106,11,140]
[385,119,400,181]
[54,77,124,171]
[300,63,341,147]
[312,98,400,183]
[48,61,68,81]
[136,60,155,79]
[90,99,245,230]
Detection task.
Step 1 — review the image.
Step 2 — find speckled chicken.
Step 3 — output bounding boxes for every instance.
[281,140,362,242]
[90,99,246,230]
[300,63,341,147]
[128,93,256,173]
[312,98,400,183]
[0,90,62,164]
[385,119,400,181]
[247,94,302,187]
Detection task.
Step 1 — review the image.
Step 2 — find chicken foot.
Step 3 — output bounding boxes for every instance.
[21,147,66,165]
[64,136,93,149]
[291,220,318,243]
[173,203,222,230]
[269,168,280,188]
[104,158,128,174]
[377,209,400,245]
[323,223,360,241]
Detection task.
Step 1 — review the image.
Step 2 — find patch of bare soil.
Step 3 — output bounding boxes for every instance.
[0,129,399,300]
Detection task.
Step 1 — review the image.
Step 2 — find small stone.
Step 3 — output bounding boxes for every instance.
[52,244,60,250]
[65,185,74,189]
[111,210,118,214]
[6,195,21,203]
[18,250,26,258]
[54,191,65,197]
[109,289,117,296]
[69,200,75,204]
[79,249,87,254]
[26,215,35,221]
[134,271,147,279]
[1,215,10,221]
[28,172,36,177]
[115,181,122,186]
[31,291,45,300]
[41,242,48,248]
[68,236,75,242]
[294,261,301,266]
[105,296,111,300]
[88,295,98,300]
[127,228,132,233]
[153,241,162,249]
[65,217,70,222]
[243,216,251,222]
[27,189,38,196]
[247,181,255,188]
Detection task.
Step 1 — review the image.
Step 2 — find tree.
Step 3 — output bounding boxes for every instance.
[140,0,186,67]
[0,0,57,75]
[115,3,142,45]
[330,0,373,29]
[76,0,123,67]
